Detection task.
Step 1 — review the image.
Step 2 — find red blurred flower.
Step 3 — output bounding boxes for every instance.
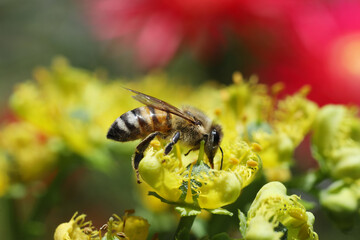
[256,0,360,105]
[85,0,360,104]
[85,0,297,68]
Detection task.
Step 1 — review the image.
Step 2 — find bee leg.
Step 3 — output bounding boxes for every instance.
[133,132,160,183]
[184,148,197,156]
[164,131,180,155]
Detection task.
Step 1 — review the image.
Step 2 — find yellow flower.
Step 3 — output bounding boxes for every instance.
[220,75,318,182]
[255,89,318,181]
[240,181,318,240]
[245,215,283,240]
[137,181,170,212]
[312,105,360,179]
[139,137,261,212]
[0,122,56,182]
[116,215,150,240]
[54,213,91,240]
[10,57,128,160]
[54,211,149,240]
[9,57,199,170]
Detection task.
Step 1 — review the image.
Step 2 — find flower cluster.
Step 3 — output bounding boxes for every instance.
[312,105,360,218]
[219,74,318,181]
[1,59,342,238]
[139,138,261,213]
[134,73,320,217]
[239,181,318,240]
[0,122,56,183]
[312,105,360,179]
[9,57,126,161]
[0,58,196,197]
[54,211,149,240]
[0,57,126,196]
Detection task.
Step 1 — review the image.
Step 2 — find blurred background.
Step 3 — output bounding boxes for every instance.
[3,0,360,106]
[1,0,360,239]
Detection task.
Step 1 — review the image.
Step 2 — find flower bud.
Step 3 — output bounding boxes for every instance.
[122,216,150,240]
[312,105,360,179]
[320,180,358,214]
[243,182,318,240]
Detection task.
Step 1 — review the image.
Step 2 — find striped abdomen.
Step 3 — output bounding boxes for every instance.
[107,106,172,141]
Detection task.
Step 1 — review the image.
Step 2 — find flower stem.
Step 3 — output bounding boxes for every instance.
[174,215,196,240]
[25,157,81,240]
[196,140,205,165]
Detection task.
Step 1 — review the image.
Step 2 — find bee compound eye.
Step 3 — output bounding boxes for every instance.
[212,129,220,145]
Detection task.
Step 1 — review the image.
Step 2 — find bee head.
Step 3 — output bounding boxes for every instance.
[204,124,223,168]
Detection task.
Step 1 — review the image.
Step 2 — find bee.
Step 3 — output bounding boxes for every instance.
[107,88,223,183]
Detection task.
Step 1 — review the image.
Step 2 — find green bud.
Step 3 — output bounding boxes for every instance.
[312,105,360,179]
[320,180,358,213]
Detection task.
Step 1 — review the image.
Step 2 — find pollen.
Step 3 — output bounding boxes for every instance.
[246,159,258,167]
[150,140,161,148]
[229,157,240,165]
[214,108,222,117]
[288,208,307,222]
[251,143,262,152]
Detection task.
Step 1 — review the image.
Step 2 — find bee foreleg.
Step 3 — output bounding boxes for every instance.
[184,148,197,156]
[164,131,180,155]
[133,132,160,183]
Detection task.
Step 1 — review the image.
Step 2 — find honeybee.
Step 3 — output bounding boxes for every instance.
[107,88,223,183]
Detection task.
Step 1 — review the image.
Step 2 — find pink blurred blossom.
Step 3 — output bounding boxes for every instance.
[85,0,360,104]
[256,0,360,105]
[85,0,297,68]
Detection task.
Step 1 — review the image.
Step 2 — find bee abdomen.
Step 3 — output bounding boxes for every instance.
[107,106,172,142]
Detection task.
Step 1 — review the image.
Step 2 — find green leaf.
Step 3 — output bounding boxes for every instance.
[175,206,202,217]
[148,191,175,205]
[207,208,233,216]
[238,210,247,237]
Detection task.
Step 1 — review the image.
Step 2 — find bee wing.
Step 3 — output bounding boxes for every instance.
[124,87,197,124]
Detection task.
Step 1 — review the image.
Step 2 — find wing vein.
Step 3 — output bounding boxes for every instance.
[124,87,196,124]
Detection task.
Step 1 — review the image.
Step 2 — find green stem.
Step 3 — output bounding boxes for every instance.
[24,157,80,240]
[2,197,20,240]
[174,215,196,240]
[196,140,205,165]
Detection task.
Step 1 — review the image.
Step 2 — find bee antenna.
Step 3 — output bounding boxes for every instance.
[219,146,224,170]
